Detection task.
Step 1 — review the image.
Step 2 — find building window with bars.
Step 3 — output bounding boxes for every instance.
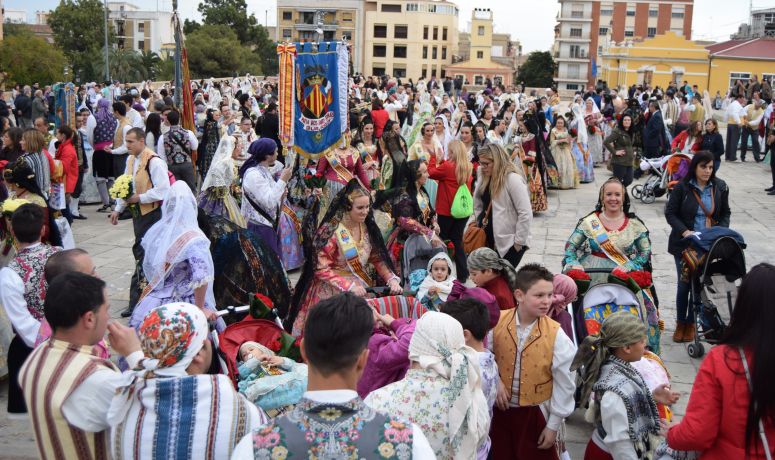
[394,25,408,39]
[599,27,609,35]
[647,27,656,37]
[649,9,659,17]
[569,28,582,38]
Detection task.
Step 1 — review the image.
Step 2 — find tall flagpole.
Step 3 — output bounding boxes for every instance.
[173,0,182,108]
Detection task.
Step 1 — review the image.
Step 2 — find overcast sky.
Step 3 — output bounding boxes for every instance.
[9,0,767,51]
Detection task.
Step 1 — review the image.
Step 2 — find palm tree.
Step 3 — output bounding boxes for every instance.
[108,48,146,83]
[140,50,162,80]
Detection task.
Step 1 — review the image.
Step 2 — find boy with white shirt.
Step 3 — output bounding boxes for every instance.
[231,293,436,459]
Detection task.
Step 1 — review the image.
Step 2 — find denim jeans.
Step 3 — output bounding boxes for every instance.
[674,254,693,323]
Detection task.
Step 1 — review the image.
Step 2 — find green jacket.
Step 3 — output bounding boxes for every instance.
[603,127,635,167]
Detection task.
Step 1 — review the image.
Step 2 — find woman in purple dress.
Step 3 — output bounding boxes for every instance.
[131,182,225,331]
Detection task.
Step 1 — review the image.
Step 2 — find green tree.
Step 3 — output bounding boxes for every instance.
[185,25,261,78]
[48,0,114,82]
[157,58,175,81]
[140,50,162,80]
[0,34,67,86]
[517,51,557,88]
[110,48,147,83]
[192,0,278,75]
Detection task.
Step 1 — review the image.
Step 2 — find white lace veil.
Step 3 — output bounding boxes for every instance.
[141,182,215,309]
[202,135,237,190]
[572,103,588,144]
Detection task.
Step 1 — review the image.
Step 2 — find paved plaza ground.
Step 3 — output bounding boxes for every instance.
[2,150,775,458]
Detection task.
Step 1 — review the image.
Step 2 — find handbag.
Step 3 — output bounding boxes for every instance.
[463,202,491,254]
[450,184,473,219]
[739,346,774,460]
[691,189,717,228]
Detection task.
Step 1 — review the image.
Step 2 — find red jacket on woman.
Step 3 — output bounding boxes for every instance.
[55,138,79,193]
[371,109,389,138]
[428,159,472,216]
[670,130,702,153]
[667,345,775,459]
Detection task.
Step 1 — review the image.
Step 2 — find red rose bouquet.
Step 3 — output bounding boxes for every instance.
[609,267,652,293]
[304,171,327,189]
[445,240,455,258]
[248,292,303,362]
[570,128,578,138]
[566,269,591,294]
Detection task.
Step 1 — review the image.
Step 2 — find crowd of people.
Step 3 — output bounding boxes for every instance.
[0,71,773,460]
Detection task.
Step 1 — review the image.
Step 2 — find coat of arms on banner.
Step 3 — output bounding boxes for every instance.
[296,67,335,134]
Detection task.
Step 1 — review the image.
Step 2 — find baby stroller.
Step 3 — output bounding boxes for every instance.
[632,156,669,204]
[211,305,294,387]
[400,233,445,287]
[366,286,430,319]
[685,235,747,358]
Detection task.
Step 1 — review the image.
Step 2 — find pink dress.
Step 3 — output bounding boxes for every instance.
[291,230,397,337]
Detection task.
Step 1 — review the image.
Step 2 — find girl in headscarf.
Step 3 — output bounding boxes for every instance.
[365,311,491,460]
[198,108,221,180]
[571,311,664,460]
[91,98,117,212]
[287,179,401,337]
[131,182,224,331]
[108,303,267,460]
[198,135,245,227]
[467,247,518,311]
[415,252,455,309]
[550,273,576,341]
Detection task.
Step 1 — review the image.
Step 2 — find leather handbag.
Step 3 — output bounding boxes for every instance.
[463,202,491,254]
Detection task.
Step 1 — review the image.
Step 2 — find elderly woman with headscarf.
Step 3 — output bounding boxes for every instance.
[239,138,292,258]
[131,182,225,331]
[109,303,267,460]
[365,311,491,460]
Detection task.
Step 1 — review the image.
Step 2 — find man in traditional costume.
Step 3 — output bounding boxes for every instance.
[19,272,143,460]
[110,128,170,318]
[231,293,435,459]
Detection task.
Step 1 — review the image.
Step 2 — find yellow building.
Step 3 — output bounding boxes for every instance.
[363,0,459,80]
[599,32,709,91]
[444,8,515,87]
[706,38,775,95]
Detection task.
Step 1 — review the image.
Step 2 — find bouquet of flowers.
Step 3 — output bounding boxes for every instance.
[249,293,302,362]
[445,240,455,258]
[109,174,138,216]
[569,128,578,138]
[587,125,597,135]
[609,267,653,293]
[303,171,326,189]
[1,197,31,216]
[566,269,591,294]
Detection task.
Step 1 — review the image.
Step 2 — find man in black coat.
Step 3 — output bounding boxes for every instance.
[255,102,283,163]
[14,86,32,129]
[642,100,668,159]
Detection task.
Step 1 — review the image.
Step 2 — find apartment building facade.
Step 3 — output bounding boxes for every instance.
[107,2,174,55]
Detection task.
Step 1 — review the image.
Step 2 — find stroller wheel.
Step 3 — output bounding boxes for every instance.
[687,342,705,359]
[631,184,643,199]
[642,190,656,204]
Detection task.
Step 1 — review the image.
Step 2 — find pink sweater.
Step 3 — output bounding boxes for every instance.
[357,318,416,398]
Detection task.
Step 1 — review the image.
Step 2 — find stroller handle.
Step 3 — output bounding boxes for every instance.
[216,305,250,317]
[583,268,616,274]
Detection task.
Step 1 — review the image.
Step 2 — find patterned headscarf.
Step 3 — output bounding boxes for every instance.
[409,312,487,460]
[571,311,647,407]
[551,273,577,316]
[447,280,500,330]
[467,247,518,291]
[107,303,209,425]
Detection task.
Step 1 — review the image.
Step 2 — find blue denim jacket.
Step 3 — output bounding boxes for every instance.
[690,179,713,231]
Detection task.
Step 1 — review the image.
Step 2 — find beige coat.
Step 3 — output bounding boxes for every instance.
[473,171,533,257]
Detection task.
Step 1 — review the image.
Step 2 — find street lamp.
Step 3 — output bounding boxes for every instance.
[104,0,110,82]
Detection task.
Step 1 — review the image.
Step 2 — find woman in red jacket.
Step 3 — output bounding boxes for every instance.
[370,99,390,139]
[55,125,79,223]
[666,263,775,459]
[670,120,703,154]
[428,139,473,281]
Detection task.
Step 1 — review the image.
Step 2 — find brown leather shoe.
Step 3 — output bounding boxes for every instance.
[672,322,686,343]
[683,322,696,342]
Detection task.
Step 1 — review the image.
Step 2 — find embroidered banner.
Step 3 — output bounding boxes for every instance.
[292,42,348,159]
[276,43,297,148]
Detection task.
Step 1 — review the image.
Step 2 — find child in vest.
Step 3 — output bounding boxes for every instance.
[467,247,518,310]
[414,252,455,310]
[237,341,308,413]
[441,298,499,460]
[489,263,577,460]
[572,311,677,460]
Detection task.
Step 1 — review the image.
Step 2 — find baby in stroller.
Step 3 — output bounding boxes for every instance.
[237,341,308,413]
[411,252,455,310]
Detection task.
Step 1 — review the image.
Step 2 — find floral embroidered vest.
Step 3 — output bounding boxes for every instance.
[251,396,413,459]
[7,243,60,320]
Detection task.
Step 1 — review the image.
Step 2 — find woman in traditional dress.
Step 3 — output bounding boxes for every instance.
[2,159,61,246]
[89,98,117,212]
[365,311,490,460]
[584,97,605,165]
[562,178,660,352]
[408,123,442,205]
[512,112,548,213]
[198,134,246,227]
[315,139,371,219]
[353,118,380,189]
[570,103,595,183]
[433,115,453,156]
[486,118,507,147]
[197,108,221,180]
[384,160,445,273]
[288,180,402,337]
[378,120,408,190]
[130,182,225,331]
[549,116,579,190]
